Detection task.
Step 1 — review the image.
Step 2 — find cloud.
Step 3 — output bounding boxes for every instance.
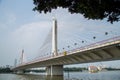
[0,13,16,32]
[12,21,51,42]
[7,13,16,24]
[0,23,7,30]
[10,21,52,60]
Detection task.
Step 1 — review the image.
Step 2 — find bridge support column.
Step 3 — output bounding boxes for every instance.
[46,65,63,76]
[46,66,51,75]
[16,70,24,74]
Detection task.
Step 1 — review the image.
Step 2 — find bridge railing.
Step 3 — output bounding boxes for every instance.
[65,36,120,55]
[15,36,120,67]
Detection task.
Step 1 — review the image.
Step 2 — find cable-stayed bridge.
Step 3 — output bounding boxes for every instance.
[13,18,120,76]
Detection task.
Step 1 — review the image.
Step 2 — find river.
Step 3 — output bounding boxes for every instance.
[0,71,120,80]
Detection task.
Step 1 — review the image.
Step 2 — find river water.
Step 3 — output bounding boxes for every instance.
[0,71,120,80]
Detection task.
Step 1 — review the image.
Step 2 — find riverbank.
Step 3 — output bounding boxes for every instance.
[0,71,120,80]
[0,66,120,73]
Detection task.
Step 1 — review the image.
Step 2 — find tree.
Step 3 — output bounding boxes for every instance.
[33,0,120,23]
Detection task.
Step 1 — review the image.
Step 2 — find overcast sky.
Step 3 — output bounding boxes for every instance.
[0,0,120,68]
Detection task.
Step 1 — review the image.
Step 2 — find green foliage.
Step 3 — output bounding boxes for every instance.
[33,0,120,23]
[64,67,87,72]
[105,67,120,71]
[0,67,13,73]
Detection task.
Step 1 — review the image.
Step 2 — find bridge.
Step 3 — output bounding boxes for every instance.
[13,18,120,76]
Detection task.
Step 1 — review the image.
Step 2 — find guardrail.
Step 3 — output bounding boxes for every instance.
[14,36,120,68]
[66,36,120,54]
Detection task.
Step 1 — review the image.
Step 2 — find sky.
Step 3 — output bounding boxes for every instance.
[0,0,120,68]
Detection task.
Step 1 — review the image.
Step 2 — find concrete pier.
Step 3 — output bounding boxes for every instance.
[16,70,24,74]
[46,65,63,76]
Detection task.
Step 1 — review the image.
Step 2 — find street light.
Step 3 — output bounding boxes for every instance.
[105,32,108,35]
[82,41,84,43]
[67,46,70,48]
[74,43,77,45]
[93,36,96,39]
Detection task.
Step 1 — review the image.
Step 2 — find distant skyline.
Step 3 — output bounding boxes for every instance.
[0,0,120,68]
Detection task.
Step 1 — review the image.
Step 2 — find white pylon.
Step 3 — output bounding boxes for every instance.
[20,49,24,64]
[52,17,58,56]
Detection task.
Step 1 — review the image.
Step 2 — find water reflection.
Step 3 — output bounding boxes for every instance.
[17,74,63,80]
[46,75,63,80]
[0,71,120,80]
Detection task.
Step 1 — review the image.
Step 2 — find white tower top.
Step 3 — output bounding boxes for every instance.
[52,17,58,56]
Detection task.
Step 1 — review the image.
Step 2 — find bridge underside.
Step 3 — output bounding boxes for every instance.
[14,43,120,70]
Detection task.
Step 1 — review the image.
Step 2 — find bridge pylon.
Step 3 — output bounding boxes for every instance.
[20,49,24,64]
[46,18,63,76]
[52,17,58,56]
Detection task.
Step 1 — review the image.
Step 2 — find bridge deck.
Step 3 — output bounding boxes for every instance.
[13,36,120,70]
